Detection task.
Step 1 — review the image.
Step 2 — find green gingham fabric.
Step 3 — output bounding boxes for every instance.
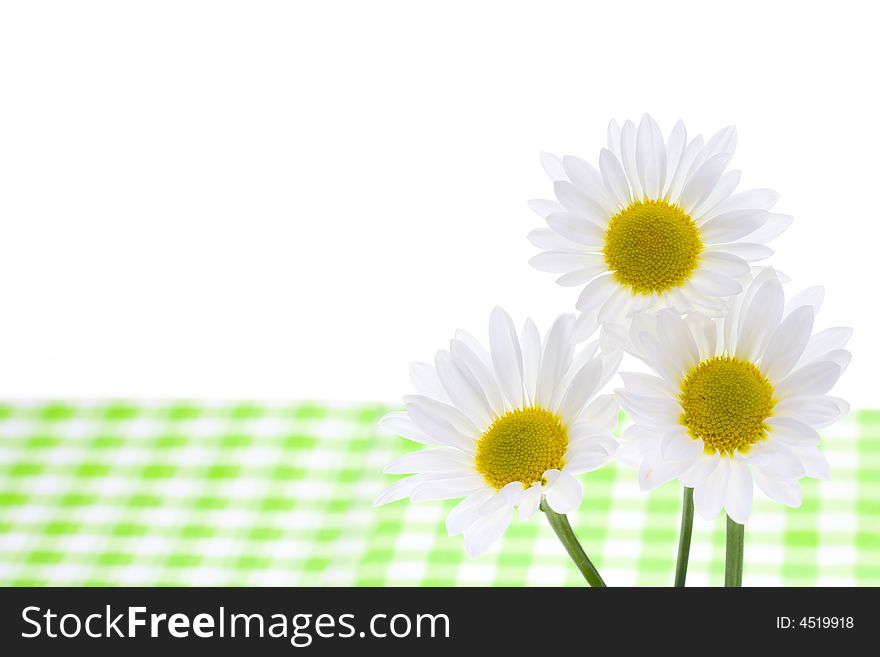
[0,401,877,586]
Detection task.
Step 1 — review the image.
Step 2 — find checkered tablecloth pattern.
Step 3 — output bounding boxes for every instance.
[0,401,876,586]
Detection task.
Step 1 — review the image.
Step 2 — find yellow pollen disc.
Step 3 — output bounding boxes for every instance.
[475,407,568,490]
[603,199,703,295]
[679,356,776,456]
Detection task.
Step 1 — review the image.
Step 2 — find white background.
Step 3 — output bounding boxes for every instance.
[0,1,876,406]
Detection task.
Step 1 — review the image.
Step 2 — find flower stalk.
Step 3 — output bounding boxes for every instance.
[725,514,745,587]
[541,499,606,587]
[674,486,694,587]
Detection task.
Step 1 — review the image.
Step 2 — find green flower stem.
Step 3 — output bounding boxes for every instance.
[674,486,694,587]
[725,514,745,587]
[540,499,606,587]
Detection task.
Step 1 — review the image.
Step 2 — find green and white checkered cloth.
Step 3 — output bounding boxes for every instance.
[0,401,877,586]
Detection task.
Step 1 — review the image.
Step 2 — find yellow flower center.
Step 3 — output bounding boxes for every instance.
[679,356,776,456]
[603,199,703,295]
[475,407,568,489]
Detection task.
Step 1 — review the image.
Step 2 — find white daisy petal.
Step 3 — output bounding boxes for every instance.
[776,361,842,399]
[616,428,654,467]
[455,329,494,369]
[687,312,719,360]
[745,442,805,479]
[406,400,476,451]
[678,283,728,315]
[569,423,617,451]
[799,327,853,366]
[527,227,586,253]
[530,251,599,273]
[707,242,773,261]
[449,339,506,417]
[571,307,600,343]
[411,474,487,502]
[661,427,703,461]
[660,426,703,463]
[690,269,742,297]
[579,393,620,431]
[766,416,821,447]
[606,118,622,157]
[518,485,542,521]
[618,371,676,398]
[741,213,793,243]
[527,198,566,219]
[700,209,769,243]
[536,314,575,408]
[564,443,614,474]
[409,362,449,402]
[560,339,601,391]
[556,264,608,287]
[784,286,824,318]
[666,135,704,201]
[379,412,438,445]
[520,318,542,407]
[698,125,738,164]
[446,488,495,536]
[823,349,852,374]
[663,119,687,194]
[703,188,779,221]
[693,457,729,519]
[598,349,623,388]
[558,357,603,421]
[553,181,606,223]
[691,169,741,218]
[639,451,692,490]
[567,351,605,401]
[679,453,721,488]
[599,148,631,207]
[544,469,583,514]
[636,113,666,199]
[725,267,778,349]
[597,287,633,324]
[679,152,731,213]
[563,154,616,214]
[384,448,473,474]
[699,252,750,279]
[624,292,657,316]
[617,390,681,427]
[829,396,851,416]
[664,288,694,315]
[760,305,814,382]
[375,475,424,506]
[577,276,619,312]
[489,306,525,410]
[634,330,686,383]
[657,310,700,370]
[619,120,643,200]
[773,395,848,428]
[435,350,493,428]
[791,445,831,480]
[480,481,525,516]
[546,212,606,248]
[540,152,567,181]
[753,468,802,507]
[725,459,754,524]
[463,506,513,558]
[735,276,784,361]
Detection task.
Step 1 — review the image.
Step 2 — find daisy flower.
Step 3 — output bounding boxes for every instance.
[528,114,792,340]
[375,307,621,560]
[616,269,851,524]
